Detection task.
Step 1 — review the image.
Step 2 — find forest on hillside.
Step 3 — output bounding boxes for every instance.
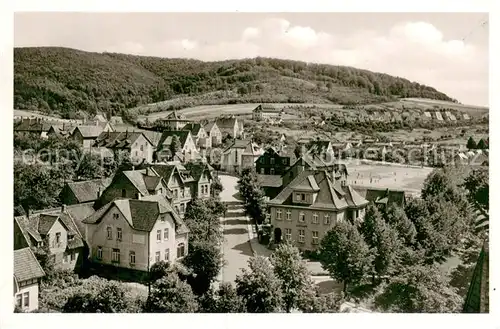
[14,47,456,118]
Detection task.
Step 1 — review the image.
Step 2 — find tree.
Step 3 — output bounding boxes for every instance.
[235,256,283,313]
[183,198,223,246]
[75,153,104,180]
[34,236,56,281]
[237,168,267,224]
[300,289,344,313]
[200,283,246,313]
[384,205,417,247]
[319,221,372,293]
[149,260,171,283]
[63,281,131,313]
[462,168,489,216]
[360,205,402,282]
[374,265,463,313]
[271,243,314,312]
[466,136,477,150]
[144,272,198,313]
[210,175,224,198]
[476,138,487,150]
[183,240,223,296]
[169,135,182,160]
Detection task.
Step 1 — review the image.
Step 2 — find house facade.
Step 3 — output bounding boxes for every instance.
[268,170,369,251]
[203,122,222,147]
[83,196,189,273]
[156,111,191,131]
[252,104,284,121]
[14,118,52,138]
[72,122,113,149]
[215,116,244,139]
[156,130,198,163]
[221,140,264,174]
[94,131,154,164]
[183,123,211,149]
[256,147,296,176]
[14,248,45,312]
[307,140,336,164]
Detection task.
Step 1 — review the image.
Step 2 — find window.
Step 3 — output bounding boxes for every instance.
[276,209,282,220]
[175,206,180,214]
[156,230,161,242]
[116,228,123,241]
[112,249,120,263]
[97,246,103,260]
[68,234,74,241]
[106,227,112,240]
[55,232,61,244]
[185,187,190,196]
[299,212,305,222]
[324,214,330,225]
[285,228,292,241]
[286,211,291,221]
[260,157,265,164]
[270,168,275,175]
[282,158,288,165]
[173,189,178,199]
[270,158,275,165]
[181,188,185,198]
[164,228,169,240]
[113,213,119,219]
[121,189,126,197]
[16,294,22,307]
[71,252,75,261]
[356,210,360,219]
[129,251,136,265]
[165,248,170,261]
[312,213,319,224]
[155,251,161,263]
[63,253,68,263]
[177,243,186,258]
[159,188,163,195]
[312,231,319,245]
[23,292,29,307]
[180,203,185,213]
[298,229,305,243]
[301,193,306,201]
[140,145,144,151]
[289,172,293,179]
[260,168,265,174]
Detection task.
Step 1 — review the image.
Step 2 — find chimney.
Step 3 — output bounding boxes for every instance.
[137,193,141,200]
[61,204,67,213]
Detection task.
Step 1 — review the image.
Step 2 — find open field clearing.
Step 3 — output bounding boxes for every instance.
[401,98,489,113]
[343,161,434,195]
[14,109,65,121]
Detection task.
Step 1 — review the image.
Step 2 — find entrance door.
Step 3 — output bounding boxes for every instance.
[274,228,282,244]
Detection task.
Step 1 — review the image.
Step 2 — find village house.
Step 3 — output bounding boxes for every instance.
[110,116,124,125]
[14,248,45,312]
[256,146,296,176]
[59,178,113,206]
[14,203,93,272]
[268,169,369,251]
[353,187,407,211]
[221,139,264,174]
[182,123,211,149]
[95,168,173,210]
[83,195,189,276]
[156,110,191,131]
[435,112,444,121]
[156,130,198,163]
[14,118,53,138]
[215,115,244,139]
[252,104,284,121]
[203,121,222,147]
[93,114,107,123]
[182,162,214,199]
[257,174,283,200]
[71,122,114,149]
[306,140,336,163]
[140,163,199,216]
[46,122,78,138]
[93,131,154,164]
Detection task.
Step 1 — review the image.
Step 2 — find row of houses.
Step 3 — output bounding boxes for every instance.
[13,160,216,311]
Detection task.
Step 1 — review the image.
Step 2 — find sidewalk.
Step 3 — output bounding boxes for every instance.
[246,219,272,258]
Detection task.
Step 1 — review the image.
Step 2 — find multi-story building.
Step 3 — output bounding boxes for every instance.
[156,110,191,131]
[14,248,45,312]
[252,104,284,121]
[182,123,211,149]
[83,195,189,273]
[221,139,264,174]
[268,169,368,251]
[94,131,155,164]
[256,146,296,176]
[71,122,114,149]
[215,116,244,139]
[183,162,214,199]
[156,130,198,163]
[203,121,222,147]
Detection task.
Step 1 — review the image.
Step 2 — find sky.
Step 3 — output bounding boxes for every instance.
[14,12,489,106]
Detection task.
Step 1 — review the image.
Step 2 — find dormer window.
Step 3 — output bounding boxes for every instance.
[68,234,74,241]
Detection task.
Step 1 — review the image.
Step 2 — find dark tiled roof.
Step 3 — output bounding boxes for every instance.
[73,125,106,138]
[147,164,176,183]
[182,123,202,136]
[269,170,351,210]
[64,178,112,203]
[14,248,45,282]
[158,130,191,150]
[341,185,369,208]
[183,162,214,182]
[203,121,217,132]
[94,131,152,148]
[354,187,406,208]
[14,119,52,132]
[162,110,188,121]
[14,206,26,217]
[37,214,59,235]
[15,216,42,243]
[216,117,237,129]
[141,131,163,148]
[143,175,162,191]
[257,174,282,188]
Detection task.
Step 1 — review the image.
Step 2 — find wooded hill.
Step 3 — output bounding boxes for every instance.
[14,47,455,119]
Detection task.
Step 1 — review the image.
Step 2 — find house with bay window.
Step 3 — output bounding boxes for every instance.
[83,195,189,273]
[268,169,368,251]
